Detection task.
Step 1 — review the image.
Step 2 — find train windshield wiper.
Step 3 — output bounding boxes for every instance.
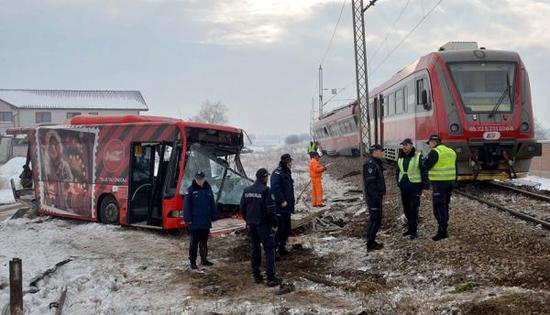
[488,73,512,118]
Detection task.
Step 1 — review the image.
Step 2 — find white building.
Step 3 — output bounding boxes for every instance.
[0,89,149,133]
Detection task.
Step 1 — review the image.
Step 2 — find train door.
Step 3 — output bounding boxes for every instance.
[372,95,384,145]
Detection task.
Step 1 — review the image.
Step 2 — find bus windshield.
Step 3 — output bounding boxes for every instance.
[448,62,516,114]
[179,144,252,205]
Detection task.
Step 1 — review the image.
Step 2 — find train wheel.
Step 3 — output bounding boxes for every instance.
[99,195,120,225]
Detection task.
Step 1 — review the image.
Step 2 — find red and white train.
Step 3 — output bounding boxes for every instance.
[313,42,542,180]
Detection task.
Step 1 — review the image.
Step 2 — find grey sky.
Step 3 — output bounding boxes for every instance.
[1,0,548,135]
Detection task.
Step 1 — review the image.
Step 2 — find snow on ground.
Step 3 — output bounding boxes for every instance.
[509,175,550,191]
[0,157,26,204]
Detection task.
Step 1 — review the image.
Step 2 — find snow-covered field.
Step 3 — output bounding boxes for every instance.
[0,142,357,314]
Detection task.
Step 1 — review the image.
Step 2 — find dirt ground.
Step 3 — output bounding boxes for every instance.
[169,154,550,314]
[1,148,549,314]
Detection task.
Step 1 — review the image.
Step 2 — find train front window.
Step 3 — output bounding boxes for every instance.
[448,62,516,114]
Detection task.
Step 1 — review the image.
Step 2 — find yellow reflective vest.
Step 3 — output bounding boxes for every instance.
[398,152,422,183]
[428,144,457,181]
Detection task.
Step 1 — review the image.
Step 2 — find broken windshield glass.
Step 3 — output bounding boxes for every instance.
[179,144,252,205]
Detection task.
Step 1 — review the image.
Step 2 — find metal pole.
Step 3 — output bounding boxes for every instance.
[318,64,324,118]
[9,258,23,315]
[352,0,375,198]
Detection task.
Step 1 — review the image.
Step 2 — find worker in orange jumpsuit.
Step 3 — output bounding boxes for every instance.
[309,152,327,207]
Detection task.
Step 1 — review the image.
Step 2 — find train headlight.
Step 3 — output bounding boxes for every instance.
[520,122,530,133]
[450,123,460,133]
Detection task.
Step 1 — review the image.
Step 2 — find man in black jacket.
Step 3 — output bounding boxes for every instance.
[364,144,386,251]
[271,154,295,257]
[240,168,281,287]
[395,138,428,239]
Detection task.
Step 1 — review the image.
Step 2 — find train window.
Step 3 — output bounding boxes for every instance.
[384,96,389,116]
[416,79,424,105]
[403,86,408,112]
[396,89,403,114]
[389,93,395,115]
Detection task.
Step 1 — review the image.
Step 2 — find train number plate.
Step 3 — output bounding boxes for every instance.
[483,131,501,140]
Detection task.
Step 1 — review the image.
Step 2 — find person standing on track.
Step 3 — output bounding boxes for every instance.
[271,153,295,257]
[240,168,281,287]
[422,134,457,241]
[309,152,327,207]
[396,138,428,239]
[364,144,386,251]
[183,171,218,269]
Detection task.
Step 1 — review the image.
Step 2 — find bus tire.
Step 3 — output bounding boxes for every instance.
[99,195,119,225]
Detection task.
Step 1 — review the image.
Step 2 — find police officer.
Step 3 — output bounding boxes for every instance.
[396,138,428,239]
[364,144,386,251]
[271,153,295,257]
[422,135,457,241]
[240,168,281,287]
[183,171,219,269]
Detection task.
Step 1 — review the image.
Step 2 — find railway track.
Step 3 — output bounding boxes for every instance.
[456,182,550,230]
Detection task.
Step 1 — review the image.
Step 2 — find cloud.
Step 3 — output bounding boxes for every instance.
[200,0,342,44]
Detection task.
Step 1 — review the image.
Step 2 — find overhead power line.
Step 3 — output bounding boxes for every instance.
[320,0,348,65]
[370,0,444,76]
[368,0,412,67]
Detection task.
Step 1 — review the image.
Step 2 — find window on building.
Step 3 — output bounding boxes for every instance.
[88,112,99,115]
[36,112,52,123]
[0,112,13,122]
[66,112,82,119]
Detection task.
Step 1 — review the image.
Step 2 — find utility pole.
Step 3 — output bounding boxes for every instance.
[318,64,324,118]
[352,0,377,198]
[310,97,315,138]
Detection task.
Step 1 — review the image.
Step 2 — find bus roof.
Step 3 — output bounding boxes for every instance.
[67,115,242,133]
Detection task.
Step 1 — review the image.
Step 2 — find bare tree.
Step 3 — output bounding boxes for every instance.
[190,100,228,124]
[535,119,549,140]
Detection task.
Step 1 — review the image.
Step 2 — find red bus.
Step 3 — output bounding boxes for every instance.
[10,115,250,232]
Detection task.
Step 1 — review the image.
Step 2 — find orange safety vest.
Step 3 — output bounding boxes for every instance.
[309,158,325,179]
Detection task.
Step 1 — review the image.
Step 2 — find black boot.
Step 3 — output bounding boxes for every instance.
[201,258,214,266]
[190,260,198,270]
[432,231,448,241]
[266,276,281,287]
[254,274,264,284]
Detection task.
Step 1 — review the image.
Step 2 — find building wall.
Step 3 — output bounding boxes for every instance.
[0,101,142,134]
[15,109,140,128]
[530,140,550,178]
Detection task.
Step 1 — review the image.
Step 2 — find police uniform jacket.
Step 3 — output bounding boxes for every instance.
[363,156,386,202]
[240,181,278,227]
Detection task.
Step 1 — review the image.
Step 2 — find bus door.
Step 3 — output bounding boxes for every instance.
[128,141,173,227]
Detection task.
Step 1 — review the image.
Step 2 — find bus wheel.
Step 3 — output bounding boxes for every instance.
[99,195,119,225]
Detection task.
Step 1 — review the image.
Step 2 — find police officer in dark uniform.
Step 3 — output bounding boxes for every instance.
[240,168,281,287]
[422,135,457,241]
[270,154,295,257]
[363,144,386,251]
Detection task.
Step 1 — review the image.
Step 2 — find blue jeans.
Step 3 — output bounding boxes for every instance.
[432,181,453,234]
[248,224,276,279]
